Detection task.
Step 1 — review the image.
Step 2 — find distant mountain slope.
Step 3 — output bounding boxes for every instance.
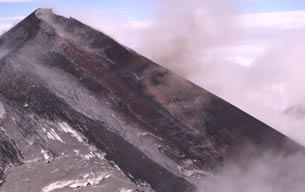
[0,8,303,192]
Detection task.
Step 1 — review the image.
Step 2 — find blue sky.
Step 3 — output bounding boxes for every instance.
[244,0,305,13]
[1,0,305,19]
[0,0,157,20]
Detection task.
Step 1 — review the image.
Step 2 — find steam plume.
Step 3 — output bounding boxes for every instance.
[132,0,305,147]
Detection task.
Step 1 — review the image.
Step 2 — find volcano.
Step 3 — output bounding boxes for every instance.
[0,9,303,192]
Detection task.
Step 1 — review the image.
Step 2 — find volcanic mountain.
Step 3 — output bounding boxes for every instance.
[0,8,304,192]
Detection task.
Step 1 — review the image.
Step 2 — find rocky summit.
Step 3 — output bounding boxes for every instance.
[0,8,303,192]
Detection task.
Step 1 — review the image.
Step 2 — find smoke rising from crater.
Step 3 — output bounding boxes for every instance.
[136,0,240,77]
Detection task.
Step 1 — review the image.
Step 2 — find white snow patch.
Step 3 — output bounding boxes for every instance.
[82,153,95,160]
[41,173,110,192]
[120,189,133,192]
[113,163,123,172]
[94,151,106,160]
[0,127,7,135]
[73,149,80,155]
[74,146,106,161]
[41,149,52,162]
[112,113,123,123]
[133,73,143,80]
[23,158,41,164]
[89,145,106,160]
[137,132,164,141]
[58,122,84,143]
[0,102,6,119]
[82,173,90,179]
[43,128,64,143]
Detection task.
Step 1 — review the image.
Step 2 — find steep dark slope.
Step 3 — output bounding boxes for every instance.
[0,8,303,192]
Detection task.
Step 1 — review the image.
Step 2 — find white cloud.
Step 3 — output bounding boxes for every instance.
[243,10,305,29]
[0,16,25,21]
[226,56,254,67]
[0,16,24,34]
[184,10,305,146]
[0,23,13,34]
[128,20,154,29]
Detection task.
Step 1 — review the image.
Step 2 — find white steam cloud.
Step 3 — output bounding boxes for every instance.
[201,152,305,192]
[126,2,305,190]
[127,0,305,147]
[129,1,305,191]
[136,0,240,77]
